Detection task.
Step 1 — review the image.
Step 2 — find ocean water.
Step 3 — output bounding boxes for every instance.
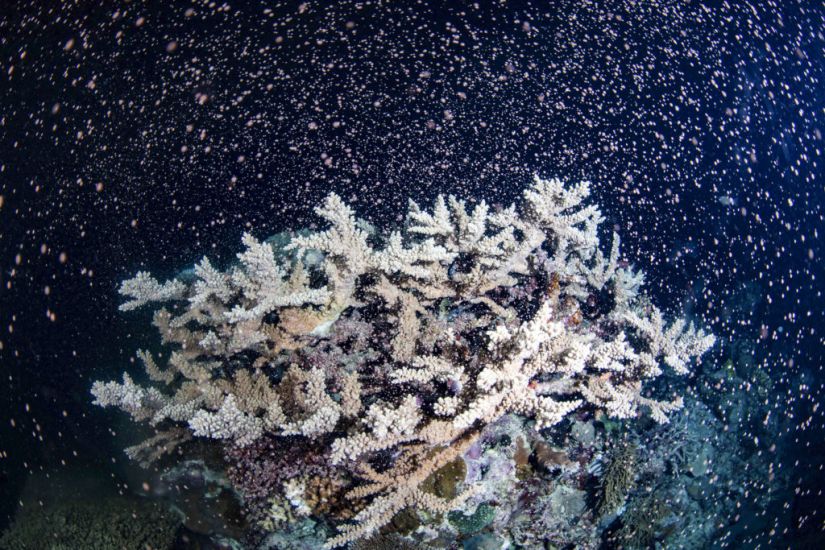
[0,2,822,549]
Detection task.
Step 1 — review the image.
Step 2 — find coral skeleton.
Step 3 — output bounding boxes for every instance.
[92,176,715,547]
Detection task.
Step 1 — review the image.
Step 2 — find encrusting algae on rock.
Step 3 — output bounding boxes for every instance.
[91,176,715,547]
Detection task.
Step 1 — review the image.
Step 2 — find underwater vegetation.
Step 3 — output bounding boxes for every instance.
[91,177,714,548]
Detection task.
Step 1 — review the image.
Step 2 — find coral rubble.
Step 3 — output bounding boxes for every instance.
[92,176,715,547]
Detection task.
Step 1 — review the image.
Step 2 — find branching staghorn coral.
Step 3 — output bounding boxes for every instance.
[91,176,715,547]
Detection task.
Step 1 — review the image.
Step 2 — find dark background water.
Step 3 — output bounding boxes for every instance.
[1,0,823,545]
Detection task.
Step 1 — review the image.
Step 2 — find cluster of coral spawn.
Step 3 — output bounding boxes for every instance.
[92,177,714,547]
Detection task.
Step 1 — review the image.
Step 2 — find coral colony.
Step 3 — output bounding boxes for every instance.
[92,177,715,547]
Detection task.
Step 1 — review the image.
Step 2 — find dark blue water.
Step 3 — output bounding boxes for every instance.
[1,1,823,548]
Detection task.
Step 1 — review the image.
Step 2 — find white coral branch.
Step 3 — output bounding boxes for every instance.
[118,272,186,311]
[188,394,263,447]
